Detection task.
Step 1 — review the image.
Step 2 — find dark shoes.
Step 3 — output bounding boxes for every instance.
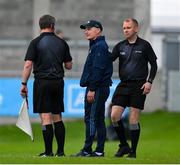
[55,152,65,157]
[114,145,131,157]
[114,144,137,158]
[126,151,136,158]
[72,150,92,157]
[39,152,65,157]
[72,150,104,157]
[91,151,104,157]
[38,152,54,157]
[38,149,135,158]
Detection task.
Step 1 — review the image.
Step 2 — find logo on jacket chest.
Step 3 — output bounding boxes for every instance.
[134,50,142,54]
[120,51,126,55]
[120,50,142,56]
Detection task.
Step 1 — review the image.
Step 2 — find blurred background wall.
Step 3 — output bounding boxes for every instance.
[0,0,180,114]
[0,0,150,77]
[151,0,180,111]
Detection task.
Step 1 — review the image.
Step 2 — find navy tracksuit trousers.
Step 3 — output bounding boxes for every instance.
[83,86,110,153]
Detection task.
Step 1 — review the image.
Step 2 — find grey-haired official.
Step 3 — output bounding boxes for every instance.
[20,14,72,157]
[73,20,113,157]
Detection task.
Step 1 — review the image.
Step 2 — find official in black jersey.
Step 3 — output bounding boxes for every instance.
[20,15,72,157]
[111,18,157,158]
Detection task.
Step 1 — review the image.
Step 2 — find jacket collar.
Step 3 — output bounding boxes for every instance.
[90,36,105,46]
[125,36,140,45]
[40,32,55,36]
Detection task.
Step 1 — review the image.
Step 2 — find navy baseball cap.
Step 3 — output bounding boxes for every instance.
[80,20,103,31]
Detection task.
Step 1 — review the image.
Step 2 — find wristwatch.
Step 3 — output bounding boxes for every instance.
[21,82,27,86]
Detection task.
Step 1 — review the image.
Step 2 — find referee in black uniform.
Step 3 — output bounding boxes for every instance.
[111,18,157,158]
[20,15,72,157]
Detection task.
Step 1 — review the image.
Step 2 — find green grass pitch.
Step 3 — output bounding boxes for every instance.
[0,110,180,164]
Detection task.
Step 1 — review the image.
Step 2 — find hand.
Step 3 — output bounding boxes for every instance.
[87,90,95,103]
[141,82,152,95]
[20,85,28,98]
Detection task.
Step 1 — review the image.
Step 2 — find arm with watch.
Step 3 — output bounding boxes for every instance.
[141,59,158,95]
[20,60,33,97]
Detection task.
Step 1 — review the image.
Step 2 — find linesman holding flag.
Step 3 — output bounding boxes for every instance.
[16,97,34,141]
[20,14,72,157]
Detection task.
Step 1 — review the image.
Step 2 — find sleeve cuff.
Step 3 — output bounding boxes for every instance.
[89,86,96,91]
[22,82,27,86]
[147,79,153,84]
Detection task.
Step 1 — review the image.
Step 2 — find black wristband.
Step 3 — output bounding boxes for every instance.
[147,80,153,84]
[22,82,27,86]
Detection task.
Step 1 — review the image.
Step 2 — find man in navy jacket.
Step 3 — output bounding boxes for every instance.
[74,20,112,157]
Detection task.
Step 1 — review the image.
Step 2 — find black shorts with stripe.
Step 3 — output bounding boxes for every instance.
[33,79,64,114]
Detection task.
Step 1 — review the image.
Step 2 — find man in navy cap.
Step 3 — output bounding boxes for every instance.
[74,20,113,157]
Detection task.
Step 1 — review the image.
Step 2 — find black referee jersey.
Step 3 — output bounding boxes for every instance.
[112,37,157,83]
[25,32,72,79]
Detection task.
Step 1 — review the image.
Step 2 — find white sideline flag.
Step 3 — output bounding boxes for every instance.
[16,98,34,141]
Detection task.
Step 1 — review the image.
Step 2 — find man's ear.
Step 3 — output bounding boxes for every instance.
[50,23,54,29]
[96,28,101,34]
[134,26,139,33]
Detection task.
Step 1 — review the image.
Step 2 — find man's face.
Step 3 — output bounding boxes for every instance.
[83,27,101,40]
[123,20,138,40]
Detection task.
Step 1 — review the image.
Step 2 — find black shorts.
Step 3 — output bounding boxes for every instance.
[111,80,146,110]
[33,79,64,114]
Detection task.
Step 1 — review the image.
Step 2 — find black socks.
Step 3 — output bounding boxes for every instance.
[42,121,65,155]
[130,123,140,153]
[113,120,141,154]
[112,120,128,146]
[54,121,65,154]
[42,124,54,154]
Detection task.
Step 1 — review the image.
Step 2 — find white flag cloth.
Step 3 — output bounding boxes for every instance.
[16,98,34,141]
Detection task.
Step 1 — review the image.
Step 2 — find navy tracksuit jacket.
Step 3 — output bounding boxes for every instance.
[80,36,113,153]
